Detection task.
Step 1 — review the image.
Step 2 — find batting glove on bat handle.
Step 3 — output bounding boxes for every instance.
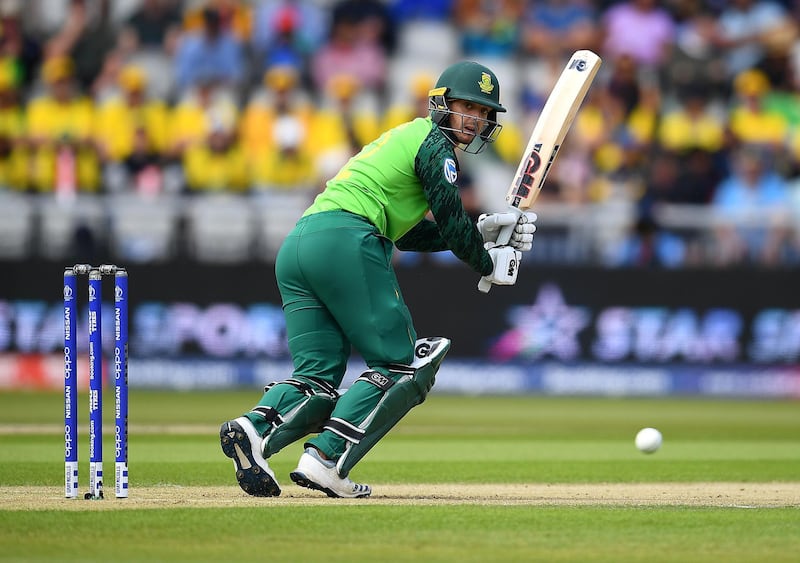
[478,246,522,293]
[479,209,537,249]
[476,212,519,246]
[510,212,537,252]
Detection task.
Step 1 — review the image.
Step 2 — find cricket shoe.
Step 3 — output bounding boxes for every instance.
[219,417,281,497]
[290,448,371,498]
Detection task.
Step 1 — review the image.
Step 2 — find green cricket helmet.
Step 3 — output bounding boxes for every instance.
[429,61,505,154]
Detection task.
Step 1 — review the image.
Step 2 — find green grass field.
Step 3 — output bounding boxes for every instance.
[1,390,798,562]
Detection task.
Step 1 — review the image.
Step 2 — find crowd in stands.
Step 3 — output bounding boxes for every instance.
[3,0,800,267]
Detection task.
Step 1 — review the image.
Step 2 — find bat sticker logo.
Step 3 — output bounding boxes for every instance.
[569,58,588,72]
[443,158,458,183]
[511,146,543,200]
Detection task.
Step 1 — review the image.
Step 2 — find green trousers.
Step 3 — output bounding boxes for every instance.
[270,210,417,458]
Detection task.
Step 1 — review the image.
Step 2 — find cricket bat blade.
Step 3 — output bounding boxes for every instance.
[480,50,601,293]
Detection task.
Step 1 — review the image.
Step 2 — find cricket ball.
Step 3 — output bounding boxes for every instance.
[635,427,662,454]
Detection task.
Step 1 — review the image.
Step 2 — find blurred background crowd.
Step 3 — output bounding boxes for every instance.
[2,0,800,268]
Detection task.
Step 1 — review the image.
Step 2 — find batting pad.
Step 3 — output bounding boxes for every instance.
[335,337,450,477]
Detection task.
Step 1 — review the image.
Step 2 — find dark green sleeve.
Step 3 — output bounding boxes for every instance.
[396,129,493,276]
[395,219,447,251]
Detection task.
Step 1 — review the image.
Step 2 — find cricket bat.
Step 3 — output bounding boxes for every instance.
[479,49,601,293]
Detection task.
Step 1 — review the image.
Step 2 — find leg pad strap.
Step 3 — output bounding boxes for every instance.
[250,378,339,458]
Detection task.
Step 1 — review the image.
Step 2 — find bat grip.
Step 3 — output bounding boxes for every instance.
[478,276,492,293]
[494,207,524,246]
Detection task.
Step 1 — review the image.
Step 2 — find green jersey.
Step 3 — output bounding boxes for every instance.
[305,117,493,276]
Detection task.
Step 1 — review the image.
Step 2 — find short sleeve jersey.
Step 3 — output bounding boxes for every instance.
[305,117,493,275]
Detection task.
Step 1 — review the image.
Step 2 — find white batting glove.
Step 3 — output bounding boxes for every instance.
[510,212,537,252]
[478,245,521,292]
[476,212,519,245]
[477,211,537,251]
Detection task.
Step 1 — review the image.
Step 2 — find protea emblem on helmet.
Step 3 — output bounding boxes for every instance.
[478,72,494,94]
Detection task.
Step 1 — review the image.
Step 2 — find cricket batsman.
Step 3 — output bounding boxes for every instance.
[220,61,536,498]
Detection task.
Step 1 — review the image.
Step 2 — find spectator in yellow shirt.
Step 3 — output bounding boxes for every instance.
[241,66,309,155]
[242,65,317,189]
[308,73,380,179]
[381,72,434,132]
[25,55,99,193]
[658,84,725,153]
[250,114,317,189]
[183,119,249,192]
[728,69,789,150]
[0,59,26,189]
[94,64,169,163]
[169,77,239,159]
[182,0,252,43]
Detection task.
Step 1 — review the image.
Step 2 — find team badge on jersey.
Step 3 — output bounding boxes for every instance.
[443,158,458,184]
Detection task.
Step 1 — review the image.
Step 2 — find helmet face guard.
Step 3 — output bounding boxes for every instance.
[429,91,502,154]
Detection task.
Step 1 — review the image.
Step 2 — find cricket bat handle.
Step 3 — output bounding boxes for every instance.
[494,206,524,247]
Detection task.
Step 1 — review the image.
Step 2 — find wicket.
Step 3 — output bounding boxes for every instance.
[64,264,129,500]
